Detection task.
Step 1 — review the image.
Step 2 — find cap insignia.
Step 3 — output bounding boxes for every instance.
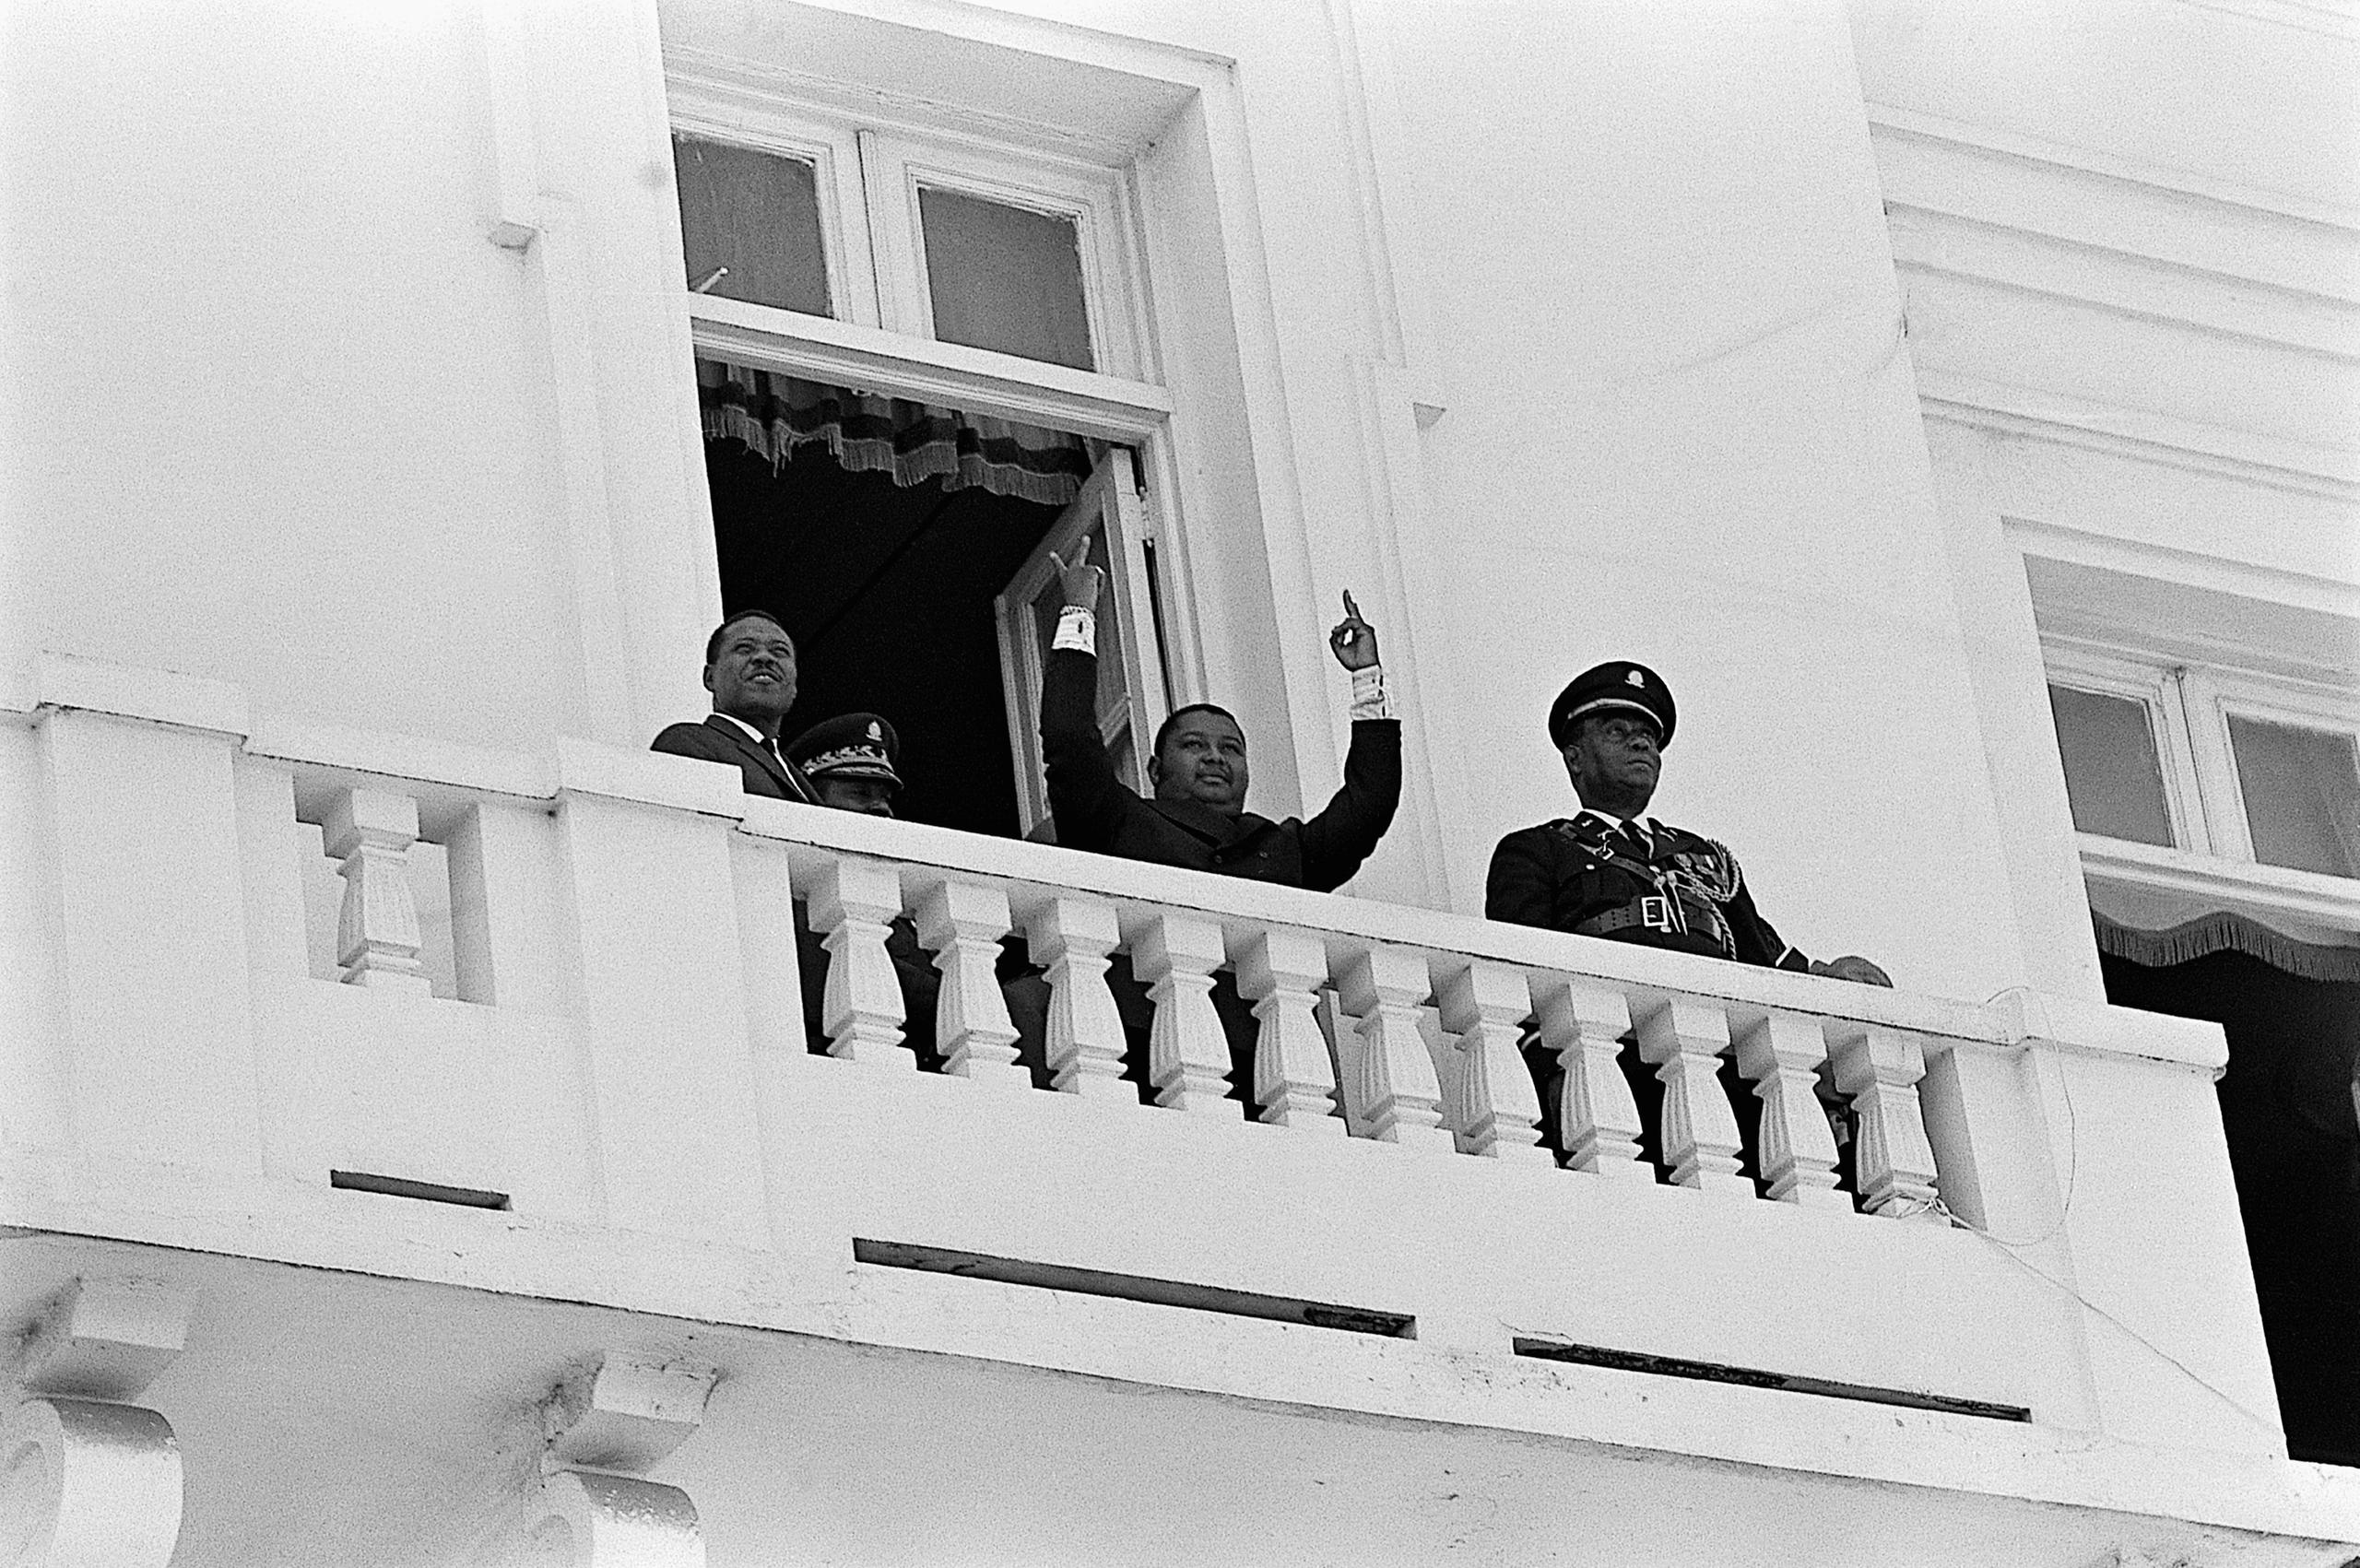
[1626,670,1645,688]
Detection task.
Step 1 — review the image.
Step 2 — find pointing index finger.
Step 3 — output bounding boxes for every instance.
[1341,588,1363,623]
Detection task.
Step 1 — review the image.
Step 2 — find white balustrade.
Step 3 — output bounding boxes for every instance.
[1130,914,1233,1114]
[1026,895,1129,1100]
[1732,1012,1848,1211]
[1828,1022,1942,1220]
[914,879,1025,1086]
[1532,978,1651,1181]
[322,785,430,994]
[808,860,912,1068]
[1233,929,1343,1133]
[1336,947,1452,1150]
[1634,996,1751,1197]
[1434,961,1550,1163]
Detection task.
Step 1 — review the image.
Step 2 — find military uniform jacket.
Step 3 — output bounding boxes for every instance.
[1486,812,1809,971]
[1042,647,1401,891]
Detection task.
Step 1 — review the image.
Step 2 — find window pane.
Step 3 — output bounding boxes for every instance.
[918,186,1093,371]
[2229,716,2360,878]
[673,135,830,315]
[2047,686,2174,845]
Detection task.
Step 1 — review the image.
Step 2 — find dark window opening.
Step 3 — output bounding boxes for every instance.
[707,436,1060,839]
[2100,939,2360,1466]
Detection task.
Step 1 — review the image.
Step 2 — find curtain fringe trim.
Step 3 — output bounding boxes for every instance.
[2094,909,2360,984]
[702,391,1085,509]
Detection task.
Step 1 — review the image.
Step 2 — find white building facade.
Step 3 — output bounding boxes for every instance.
[4,0,2356,1562]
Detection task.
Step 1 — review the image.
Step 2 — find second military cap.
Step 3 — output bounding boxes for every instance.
[787,713,902,787]
[1548,661,1675,750]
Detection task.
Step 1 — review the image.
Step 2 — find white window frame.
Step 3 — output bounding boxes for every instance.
[859,130,1150,380]
[2183,667,2360,870]
[667,69,1152,381]
[666,99,877,327]
[2039,641,2209,854]
[2043,637,2360,935]
[665,62,1194,831]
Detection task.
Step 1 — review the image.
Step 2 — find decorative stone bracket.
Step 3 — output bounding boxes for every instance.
[5,1277,193,1568]
[517,1349,719,1567]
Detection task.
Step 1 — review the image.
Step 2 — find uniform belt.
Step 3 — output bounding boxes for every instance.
[1575,895,1693,939]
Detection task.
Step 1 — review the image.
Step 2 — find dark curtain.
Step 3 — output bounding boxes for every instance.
[698,359,1092,508]
[2099,934,2360,1466]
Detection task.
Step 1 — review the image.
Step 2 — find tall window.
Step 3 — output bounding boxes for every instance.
[667,72,1173,838]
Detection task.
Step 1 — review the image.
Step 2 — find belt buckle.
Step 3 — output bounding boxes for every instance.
[1639,894,1682,935]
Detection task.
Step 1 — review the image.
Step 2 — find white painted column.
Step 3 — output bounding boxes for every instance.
[1827,1022,1942,1220]
[1434,961,1549,1163]
[552,745,768,1243]
[808,859,912,1068]
[1731,1012,1848,1211]
[914,879,1024,1086]
[1336,947,1451,1149]
[1532,978,1650,1180]
[41,699,263,1174]
[1634,996,1750,1197]
[1233,929,1342,1133]
[1025,896,1128,1100]
[1131,914,1233,1115]
[322,785,431,995]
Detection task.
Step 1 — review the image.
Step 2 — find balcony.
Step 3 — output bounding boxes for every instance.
[5,653,2352,1563]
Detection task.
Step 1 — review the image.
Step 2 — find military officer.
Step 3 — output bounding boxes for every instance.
[786,712,902,817]
[1486,661,1890,985]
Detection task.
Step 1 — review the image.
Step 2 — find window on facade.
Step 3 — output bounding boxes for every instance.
[669,79,1170,838]
[916,187,1092,370]
[2229,716,2360,878]
[673,134,831,315]
[2047,684,2175,846]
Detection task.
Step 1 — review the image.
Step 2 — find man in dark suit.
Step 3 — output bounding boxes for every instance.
[1040,549,1403,1110]
[1041,558,1401,890]
[649,609,820,804]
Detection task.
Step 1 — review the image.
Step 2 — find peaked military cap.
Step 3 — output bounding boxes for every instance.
[787,713,902,788]
[1549,661,1676,749]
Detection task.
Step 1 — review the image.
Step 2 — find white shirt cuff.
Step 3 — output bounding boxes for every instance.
[1052,606,1098,655]
[1349,664,1396,721]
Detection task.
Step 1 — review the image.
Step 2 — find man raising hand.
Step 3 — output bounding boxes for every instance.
[1040,552,1401,892]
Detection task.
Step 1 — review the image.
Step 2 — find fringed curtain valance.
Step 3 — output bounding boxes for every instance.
[697,359,1092,508]
[2095,909,2360,985]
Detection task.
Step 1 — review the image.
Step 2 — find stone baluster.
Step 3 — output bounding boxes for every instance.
[1130,914,1234,1115]
[1732,1012,1848,1211]
[1434,961,1550,1164]
[1827,1023,1942,1220]
[1233,929,1342,1133]
[808,860,911,1068]
[529,1349,716,1566]
[1335,947,1453,1149]
[322,786,430,994]
[914,879,1024,1087]
[1634,996,1751,1197]
[1532,978,1651,1181]
[1026,896,1129,1100]
[7,1277,193,1568]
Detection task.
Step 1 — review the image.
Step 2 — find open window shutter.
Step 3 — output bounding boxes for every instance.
[996,448,1168,837]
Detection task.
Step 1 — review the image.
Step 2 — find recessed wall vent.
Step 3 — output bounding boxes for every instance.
[1512,1338,2030,1422]
[855,1240,1413,1338]
[329,1171,512,1210]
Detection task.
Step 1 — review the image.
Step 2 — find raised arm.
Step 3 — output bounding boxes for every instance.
[1038,549,1134,853]
[1298,591,1404,891]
